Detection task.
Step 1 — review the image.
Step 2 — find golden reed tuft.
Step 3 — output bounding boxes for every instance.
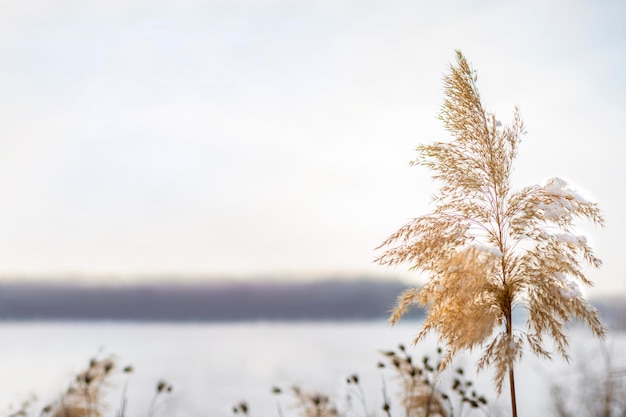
[376,51,605,417]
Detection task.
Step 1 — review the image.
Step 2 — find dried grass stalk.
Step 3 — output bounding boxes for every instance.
[376,50,605,416]
[49,356,116,417]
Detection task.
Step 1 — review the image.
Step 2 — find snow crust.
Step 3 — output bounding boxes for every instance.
[554,272,582,299]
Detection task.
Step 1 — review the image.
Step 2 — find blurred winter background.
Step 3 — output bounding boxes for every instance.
[0,0,624,416]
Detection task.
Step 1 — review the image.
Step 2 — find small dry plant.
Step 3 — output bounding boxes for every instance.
[44,355,121,417]
[376,51,605,417]
[550,342,626,417]
[268,386,340,417]
[6,354,173,417]
[376,345,490,417]
[268,345,490,417]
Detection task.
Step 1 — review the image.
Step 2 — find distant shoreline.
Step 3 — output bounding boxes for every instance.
[0,279,622,329]
[0,278,423,322]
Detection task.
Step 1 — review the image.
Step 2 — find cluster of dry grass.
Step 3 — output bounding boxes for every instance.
[2,341,625,417]
[267,345,490,417]
[3,355,173,417]
[16,345,489,417]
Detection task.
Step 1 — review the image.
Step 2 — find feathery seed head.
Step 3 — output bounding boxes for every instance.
[376,50,605,395]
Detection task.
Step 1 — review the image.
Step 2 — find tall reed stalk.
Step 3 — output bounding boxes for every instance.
[376,50,605,416]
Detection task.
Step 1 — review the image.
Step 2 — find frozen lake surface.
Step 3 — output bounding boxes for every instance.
[0,321,623,417]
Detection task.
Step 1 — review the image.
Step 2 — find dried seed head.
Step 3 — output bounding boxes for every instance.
[452,379,461,390]
[157,380,167,393]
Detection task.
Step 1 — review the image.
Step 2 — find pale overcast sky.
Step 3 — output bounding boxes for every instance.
[0,0,624,295]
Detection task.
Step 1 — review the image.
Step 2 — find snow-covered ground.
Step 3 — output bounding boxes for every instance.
[0,321,623,417]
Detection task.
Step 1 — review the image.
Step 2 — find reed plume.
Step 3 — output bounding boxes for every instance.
[376,50,605,417]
